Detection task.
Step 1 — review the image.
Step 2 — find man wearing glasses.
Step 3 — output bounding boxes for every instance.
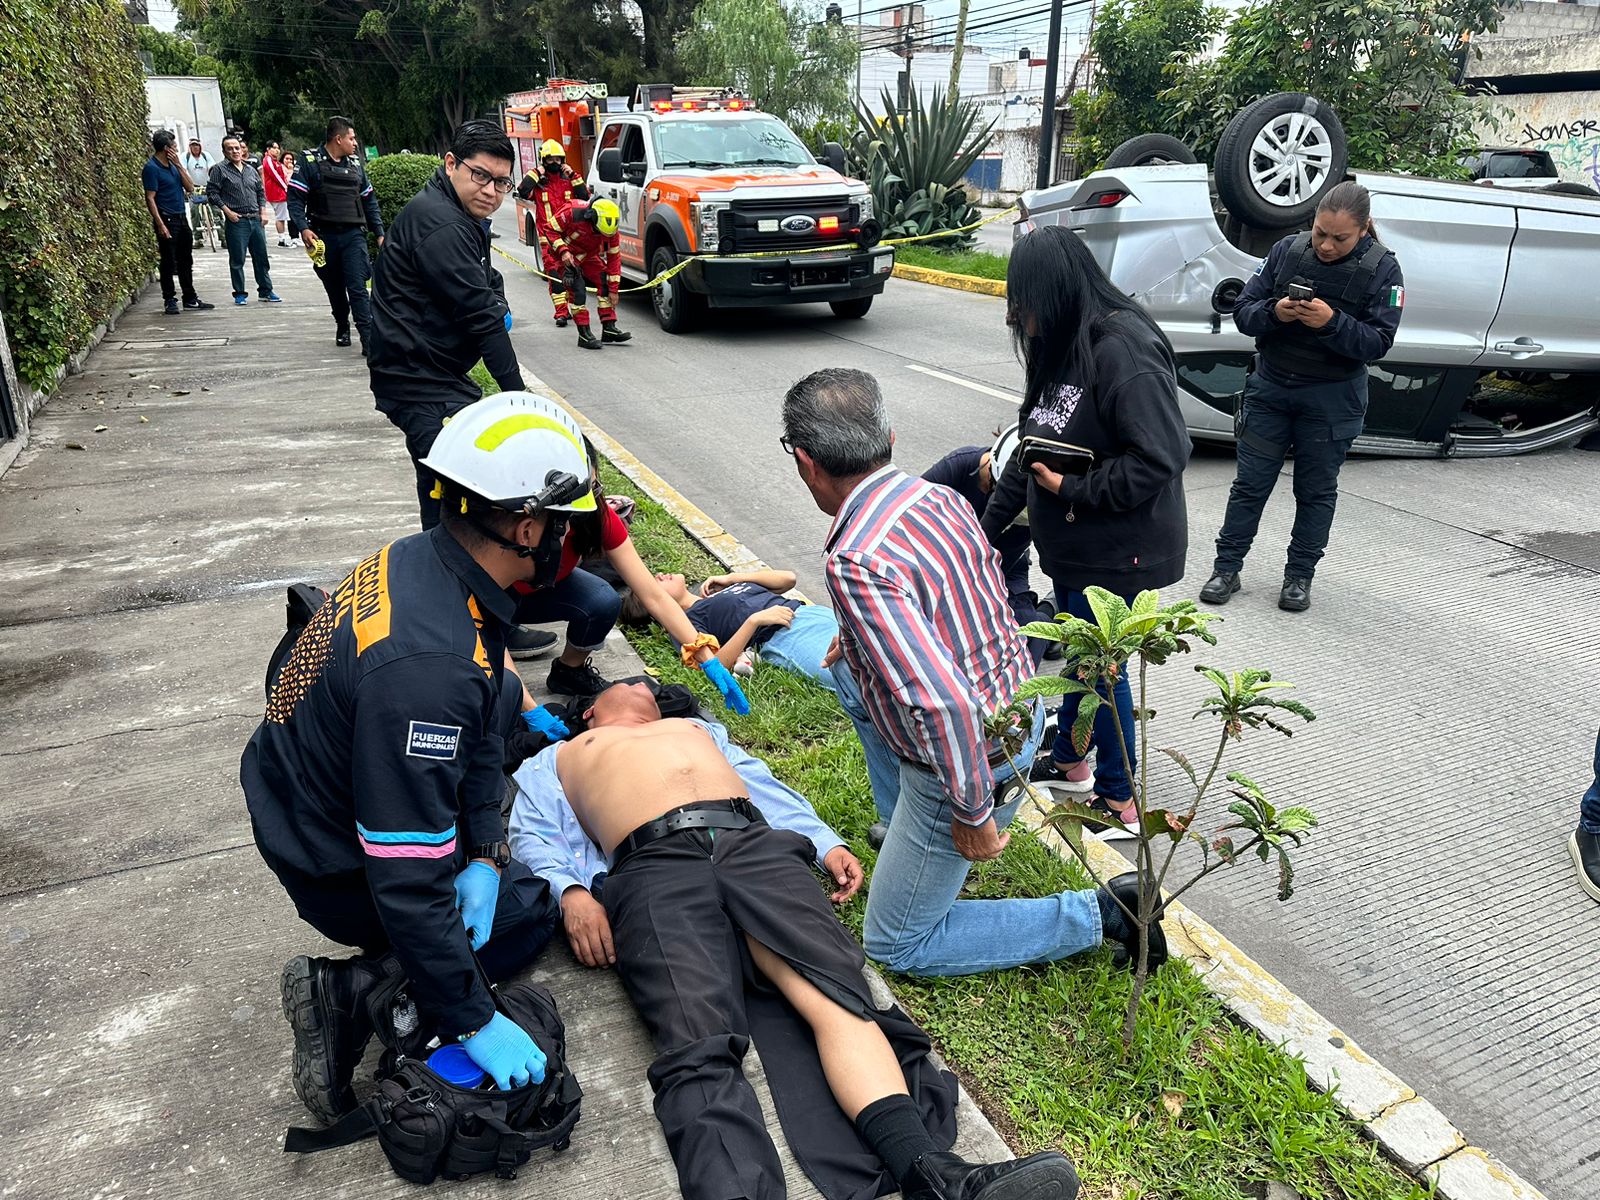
[287,115,385,352]
[368,119,527,532]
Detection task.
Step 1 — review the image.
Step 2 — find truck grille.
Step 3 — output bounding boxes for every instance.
[719,196,858,253]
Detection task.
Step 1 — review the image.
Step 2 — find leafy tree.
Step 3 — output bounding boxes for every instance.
[535,0,646,95]
[136,24,315,147]
[1067,0,1221,172]
[679,0,857,130]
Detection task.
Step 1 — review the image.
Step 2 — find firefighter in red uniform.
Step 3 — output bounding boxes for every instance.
[515,139,588,327]
[554,198,632,350]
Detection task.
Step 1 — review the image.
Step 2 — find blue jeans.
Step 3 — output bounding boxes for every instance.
[756,605,840,692]
[1049,587,1138,804]
[832,666,1100,975]
[1581,728,1600,835]
[1213,365,1367,580]
[223,214,274,298]
[511,567,620,652]
[316,226,373,341]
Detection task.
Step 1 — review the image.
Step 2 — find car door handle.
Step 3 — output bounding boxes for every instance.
[1494,338,1544,356]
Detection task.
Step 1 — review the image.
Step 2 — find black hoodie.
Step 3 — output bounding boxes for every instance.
[981,320,1190,595]
[368,167,524,403]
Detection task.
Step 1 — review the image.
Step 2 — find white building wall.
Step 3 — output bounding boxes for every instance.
[856,51,992,116]
[144,76,228,160]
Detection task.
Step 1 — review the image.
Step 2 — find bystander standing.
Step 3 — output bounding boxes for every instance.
[262,140,292,246]
[142,129,213,317]
[288,116,384,351]
[207,136,280,306]
[182,136,217,251]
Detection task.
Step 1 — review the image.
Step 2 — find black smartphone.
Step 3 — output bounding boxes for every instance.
[1287,281,1316,301]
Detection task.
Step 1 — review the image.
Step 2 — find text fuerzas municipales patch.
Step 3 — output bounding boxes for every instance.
[407,720,462,760]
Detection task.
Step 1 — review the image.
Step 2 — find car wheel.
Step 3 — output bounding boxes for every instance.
[650,245,705,333]
[829,297,873,319]
[1103,133,1198,169]
[1215,93,1348,229]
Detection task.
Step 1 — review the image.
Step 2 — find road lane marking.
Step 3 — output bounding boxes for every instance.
[907,364,1020,405]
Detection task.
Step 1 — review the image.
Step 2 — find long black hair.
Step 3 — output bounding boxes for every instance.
[1007,224,1170,413]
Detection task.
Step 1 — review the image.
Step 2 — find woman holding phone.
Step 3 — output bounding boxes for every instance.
[981,224,1190,834]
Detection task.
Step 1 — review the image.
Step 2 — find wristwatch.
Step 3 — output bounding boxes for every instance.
[470,841,512,869]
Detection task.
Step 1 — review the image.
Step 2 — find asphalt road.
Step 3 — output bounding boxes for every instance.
[489,203,1600,1197]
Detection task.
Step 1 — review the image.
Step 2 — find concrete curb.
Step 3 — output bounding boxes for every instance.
[891,261,1007,297]
[522,371,1548,1200]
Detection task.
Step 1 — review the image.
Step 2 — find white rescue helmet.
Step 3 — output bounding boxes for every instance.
[988,421,1021,485]
[419,391,597,514]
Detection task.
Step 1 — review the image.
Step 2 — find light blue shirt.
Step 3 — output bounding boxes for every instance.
[508,718,845,898]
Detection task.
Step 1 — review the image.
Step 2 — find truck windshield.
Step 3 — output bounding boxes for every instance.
[655,117,813,170]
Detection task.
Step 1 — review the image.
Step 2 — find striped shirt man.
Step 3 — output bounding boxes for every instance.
[825,465,1034,826]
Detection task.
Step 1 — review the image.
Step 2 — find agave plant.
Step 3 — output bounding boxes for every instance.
[846,87,995,249]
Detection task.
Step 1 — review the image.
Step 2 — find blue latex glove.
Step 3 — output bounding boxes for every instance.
[453,861,499,951]
[522,705,570,740]
[461,1012,546,1089]
[699,657,750,715]
[504,310,513,332]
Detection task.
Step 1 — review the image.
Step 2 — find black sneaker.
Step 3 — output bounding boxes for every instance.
[506,625,558,658]
[867,822,889,850]
[1199,571,1241,605]
[546,655,612,697]
[279,953,382,1124]
[182,297,215,311]
[904,1149,1080,1200]
[334,328,351,347]
[1100,871,1169,973]
[1571,828,1600,904]
[163,299,180,316]
[1279,576,1312,612]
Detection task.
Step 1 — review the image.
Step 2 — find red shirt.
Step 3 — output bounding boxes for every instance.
[262,154,289,203]
[509,502,629,600]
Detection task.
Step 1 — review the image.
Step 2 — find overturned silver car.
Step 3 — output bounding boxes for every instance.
[1018,96,1600,457]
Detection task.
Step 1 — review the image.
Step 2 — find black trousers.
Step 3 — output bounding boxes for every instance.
[154,211,198,303]
[604,821,956,1200]
[270,854,559,988]
[373,394,475,529]
[314,226,374,341]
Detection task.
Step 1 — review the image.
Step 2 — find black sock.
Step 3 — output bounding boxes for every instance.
[1096,886,1128,941]
[855,1094,937,1189]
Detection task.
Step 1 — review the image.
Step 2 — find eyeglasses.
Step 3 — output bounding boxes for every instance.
[461,162,515,193]
[779,434,800,456]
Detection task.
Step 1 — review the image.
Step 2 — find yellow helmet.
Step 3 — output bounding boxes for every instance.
[592,198,620,237]
[539,138,565,160]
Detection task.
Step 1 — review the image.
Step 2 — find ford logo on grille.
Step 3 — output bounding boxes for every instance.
[780,214,817,234]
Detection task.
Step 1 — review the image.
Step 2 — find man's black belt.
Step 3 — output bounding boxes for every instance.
[612,798,763,871]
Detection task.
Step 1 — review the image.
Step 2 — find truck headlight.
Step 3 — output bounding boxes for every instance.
[691,201,729,249]
[852,191,874,222]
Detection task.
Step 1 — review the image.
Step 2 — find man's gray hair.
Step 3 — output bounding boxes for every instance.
[781,368,891,479]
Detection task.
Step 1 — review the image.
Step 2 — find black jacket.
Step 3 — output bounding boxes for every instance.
[241,526,514,1037]
[981,319,1190,595]
[368,168,523,403]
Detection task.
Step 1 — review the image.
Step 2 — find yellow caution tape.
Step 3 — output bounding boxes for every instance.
[493,206,1018,295]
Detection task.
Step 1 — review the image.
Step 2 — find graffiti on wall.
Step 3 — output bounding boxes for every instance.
[1517,113,1600,189]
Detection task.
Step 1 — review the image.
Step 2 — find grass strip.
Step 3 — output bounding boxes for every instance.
[896,243,1011,282]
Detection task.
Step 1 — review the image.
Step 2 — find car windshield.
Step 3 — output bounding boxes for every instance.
[1484,151,1555,179]
[654,117,813,170]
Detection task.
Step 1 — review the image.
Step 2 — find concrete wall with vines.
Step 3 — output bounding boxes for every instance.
[0,1,152,393]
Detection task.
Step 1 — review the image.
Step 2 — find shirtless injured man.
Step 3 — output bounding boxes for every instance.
[507,681,1080,1200]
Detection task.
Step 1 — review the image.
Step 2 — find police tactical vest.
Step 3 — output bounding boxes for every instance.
[312,155,367,226]
[1258,232,1393,381]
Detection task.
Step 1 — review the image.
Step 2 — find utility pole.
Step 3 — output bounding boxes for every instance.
[948,0,971,101]
[1035,0,1064,189]
[897,7,917,114]
[856,0,864,109]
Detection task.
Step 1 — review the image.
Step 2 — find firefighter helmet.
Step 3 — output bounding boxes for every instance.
[539,139,565,160]
[419,392,597,514]
[592,198,620,237]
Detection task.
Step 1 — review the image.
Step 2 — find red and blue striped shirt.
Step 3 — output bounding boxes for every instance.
[825,466,1034,825]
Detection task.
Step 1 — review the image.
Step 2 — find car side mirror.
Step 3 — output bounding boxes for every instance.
[597,147,623,185]
[820,141,846,173]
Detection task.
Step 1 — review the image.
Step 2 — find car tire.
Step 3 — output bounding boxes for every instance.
[650,245,705,334]
[523,212,538,246]
[1215,92,1348,229]
[1104,133,1198,169]
[829,297,873,319]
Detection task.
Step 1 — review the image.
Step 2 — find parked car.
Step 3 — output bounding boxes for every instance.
[1018,94,1600,456]
[1458,146,1561,190]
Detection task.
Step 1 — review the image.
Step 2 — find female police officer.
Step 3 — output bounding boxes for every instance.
[1199,181,1403,613]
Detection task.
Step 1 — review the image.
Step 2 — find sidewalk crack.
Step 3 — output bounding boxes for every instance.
[0,711,256,757]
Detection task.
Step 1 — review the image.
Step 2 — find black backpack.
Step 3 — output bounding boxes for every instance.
[284,959,583,1183]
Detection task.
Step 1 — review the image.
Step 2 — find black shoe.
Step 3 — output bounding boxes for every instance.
[506,625,558,658]
[1571,828,1600,904]
[280,953,382,1124]
[601,321,632,344]
[1100,872,1168,973]
[867,822,889,850]
[1199,571,1241,605]
[576,326,602,350]
[334,328,351,347]
[163,299,180,316]
[554,314,569,328]
[182,297,214,311]
[1279,576,1312,612]
[904,1149,1080,1200]
[546,655,612,697]
[1042,640,1063,662]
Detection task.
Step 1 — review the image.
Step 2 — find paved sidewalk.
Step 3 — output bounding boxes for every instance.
[0,246,1003,1197]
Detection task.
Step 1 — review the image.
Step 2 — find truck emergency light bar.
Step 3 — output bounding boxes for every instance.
[633,84,754,113]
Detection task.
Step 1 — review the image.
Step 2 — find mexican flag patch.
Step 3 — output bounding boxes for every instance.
[1385,285,1405,308]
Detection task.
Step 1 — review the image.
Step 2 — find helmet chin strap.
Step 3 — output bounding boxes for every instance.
[466,512,570,588]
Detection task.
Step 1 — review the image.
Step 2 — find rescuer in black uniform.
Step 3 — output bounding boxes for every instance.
[1200,181,1404,613]
[287,116,384,352]
[241,392,598,1119]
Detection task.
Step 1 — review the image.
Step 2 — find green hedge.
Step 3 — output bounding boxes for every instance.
[0,2,152,390]
[366,153,443,254]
